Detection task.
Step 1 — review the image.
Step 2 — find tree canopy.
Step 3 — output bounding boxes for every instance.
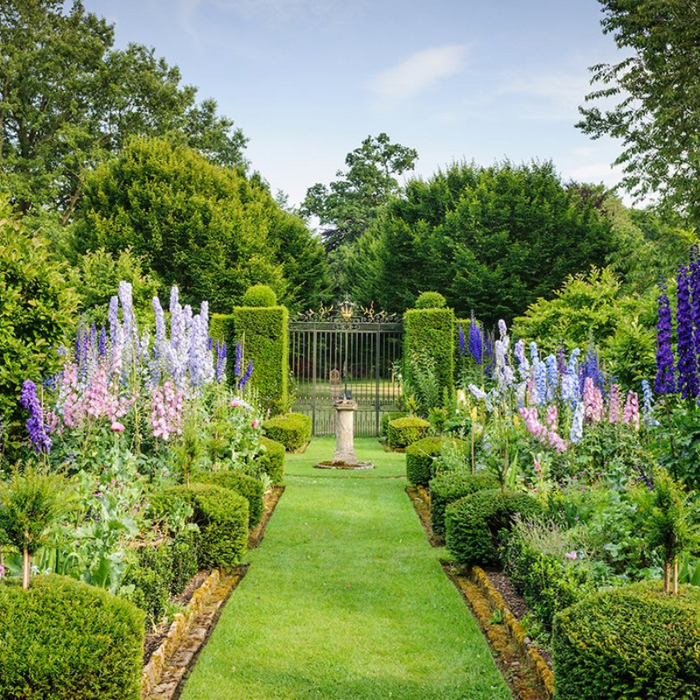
[578,0,700,222]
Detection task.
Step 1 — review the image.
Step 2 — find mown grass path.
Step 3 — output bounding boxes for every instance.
[181,438,511,700]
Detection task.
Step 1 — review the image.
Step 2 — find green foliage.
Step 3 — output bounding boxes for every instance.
[429,471,499,537]
[403,353,441,417]
[234,306,288,411]
[512,266,656,385]
[445,489,542,567]
[381,412,408,437]
[404,308,455,400]
[0,0,246,220]
[242,284,277,308]
[553,582,700,699]
[347,161,615,323]
[387,416,430,450]
[405,437,468,487]
[0,574,145,699]
[0,203,79,446]
[577,1,700,223]
[150,484,248,570]
[209,313,236,348]
[302,132,418,253]
[255,436,285,485]
[415,291,447,309]
[121,532,198,624]
[262,413,311,452]
[193,470,264,527]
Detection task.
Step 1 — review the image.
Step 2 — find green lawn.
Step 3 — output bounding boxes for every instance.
[181,438,511,700]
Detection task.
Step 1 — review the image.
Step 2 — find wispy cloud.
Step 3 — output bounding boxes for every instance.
[370,45,468,107]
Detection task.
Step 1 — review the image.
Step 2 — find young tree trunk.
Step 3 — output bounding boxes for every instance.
[471,421,475,475]
[22,547,31,590]
[674,559,679,595]
[664,560,671,594]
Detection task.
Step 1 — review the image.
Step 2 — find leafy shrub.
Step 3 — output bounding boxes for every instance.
[553,581,700,699]
[381,411,407,437]
[263,413,311,452]
[121,531,198,623]
[256,435,285,484]
[193,470,264,527]
[406,436,468,487]
[0,575,144,699]
[241,284,277,307]
[429,471,499,537]
[387,416,430,449]
[233,306,288,411]
[150,484,248,570]
[404,308,455,396]
[445,489,542,566]
[415,291,447,309]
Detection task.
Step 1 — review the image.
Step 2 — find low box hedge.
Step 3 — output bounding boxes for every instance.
[429,471,499,537]
[193,470,264,527]
[0,575,144,699]
[406,436,468,487]
[151,483,249,570]
[445,489,542,567]
[387,416,430,449]
[553,581,700,699]
[263,412,311,452]
[255,435,285,484]
[381,411,407,437]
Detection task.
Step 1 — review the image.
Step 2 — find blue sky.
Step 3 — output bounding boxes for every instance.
[84,0,626,207]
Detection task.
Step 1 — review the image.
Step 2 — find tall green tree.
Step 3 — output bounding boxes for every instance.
[0,0,246,222]
[302,133,418,252]
[346,161,616,325]
[578,0,700,221]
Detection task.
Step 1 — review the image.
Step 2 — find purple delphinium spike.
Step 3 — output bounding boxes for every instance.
[545,354,558,401]
[655,288,676,394]
[238,360,253,392]
[676,267,697,398]
[234,341,243,379]
[457,322,466,356]
[19,380,52,454]
[691,252,700,381]
[98,327,107,357]
[215,341,227,384]
[534,360,548,406]
[468,315,483,365]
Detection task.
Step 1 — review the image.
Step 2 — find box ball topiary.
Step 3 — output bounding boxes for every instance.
[193,470,264,527]
[256,435,285,484]
[0,575,145,699]
[387,416,430,449]
[406,436,468,487]
[553,581,700,700]
[415,291,447,309]
[445,489,542,567]
[241,284,277,307]
[150,483,249,570]
[263,412,311,452]
[429,471,500,537]
[381,411,407,437]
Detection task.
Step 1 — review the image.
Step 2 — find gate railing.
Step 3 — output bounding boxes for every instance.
[289,319,403,437]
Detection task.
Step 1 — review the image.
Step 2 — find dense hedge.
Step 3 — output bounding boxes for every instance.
[553,582,700,699]
[404,307,455,396]
[502,532,590,631]
[242,284,277,307]
[429,471,499,537]
[234,306,288,413]
[256,435,285,484]
[210,312,236,351]
[193,470,264,527]
[263,412,311,452]
[121,531,198,623]
[151,483,248,569]
[0,575,144,699]
[445,490,542,566]
[381,411,407,437]
[387,416,430,449]
[406,436,468,487]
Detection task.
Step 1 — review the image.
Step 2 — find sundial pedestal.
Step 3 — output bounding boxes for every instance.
[315,398,374,470]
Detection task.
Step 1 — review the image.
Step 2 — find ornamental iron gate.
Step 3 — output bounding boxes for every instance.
[289,310,403,437]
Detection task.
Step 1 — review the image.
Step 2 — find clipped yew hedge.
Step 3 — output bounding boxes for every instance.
[0,575,144,699]
[445,489,542,567]
[263,413,311,452]
[193,470,264,527]
[553,582,700,699]
[404,307,455,395]
[406,436,468,487]
[387,416,430,449]
[256,435,285,484]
